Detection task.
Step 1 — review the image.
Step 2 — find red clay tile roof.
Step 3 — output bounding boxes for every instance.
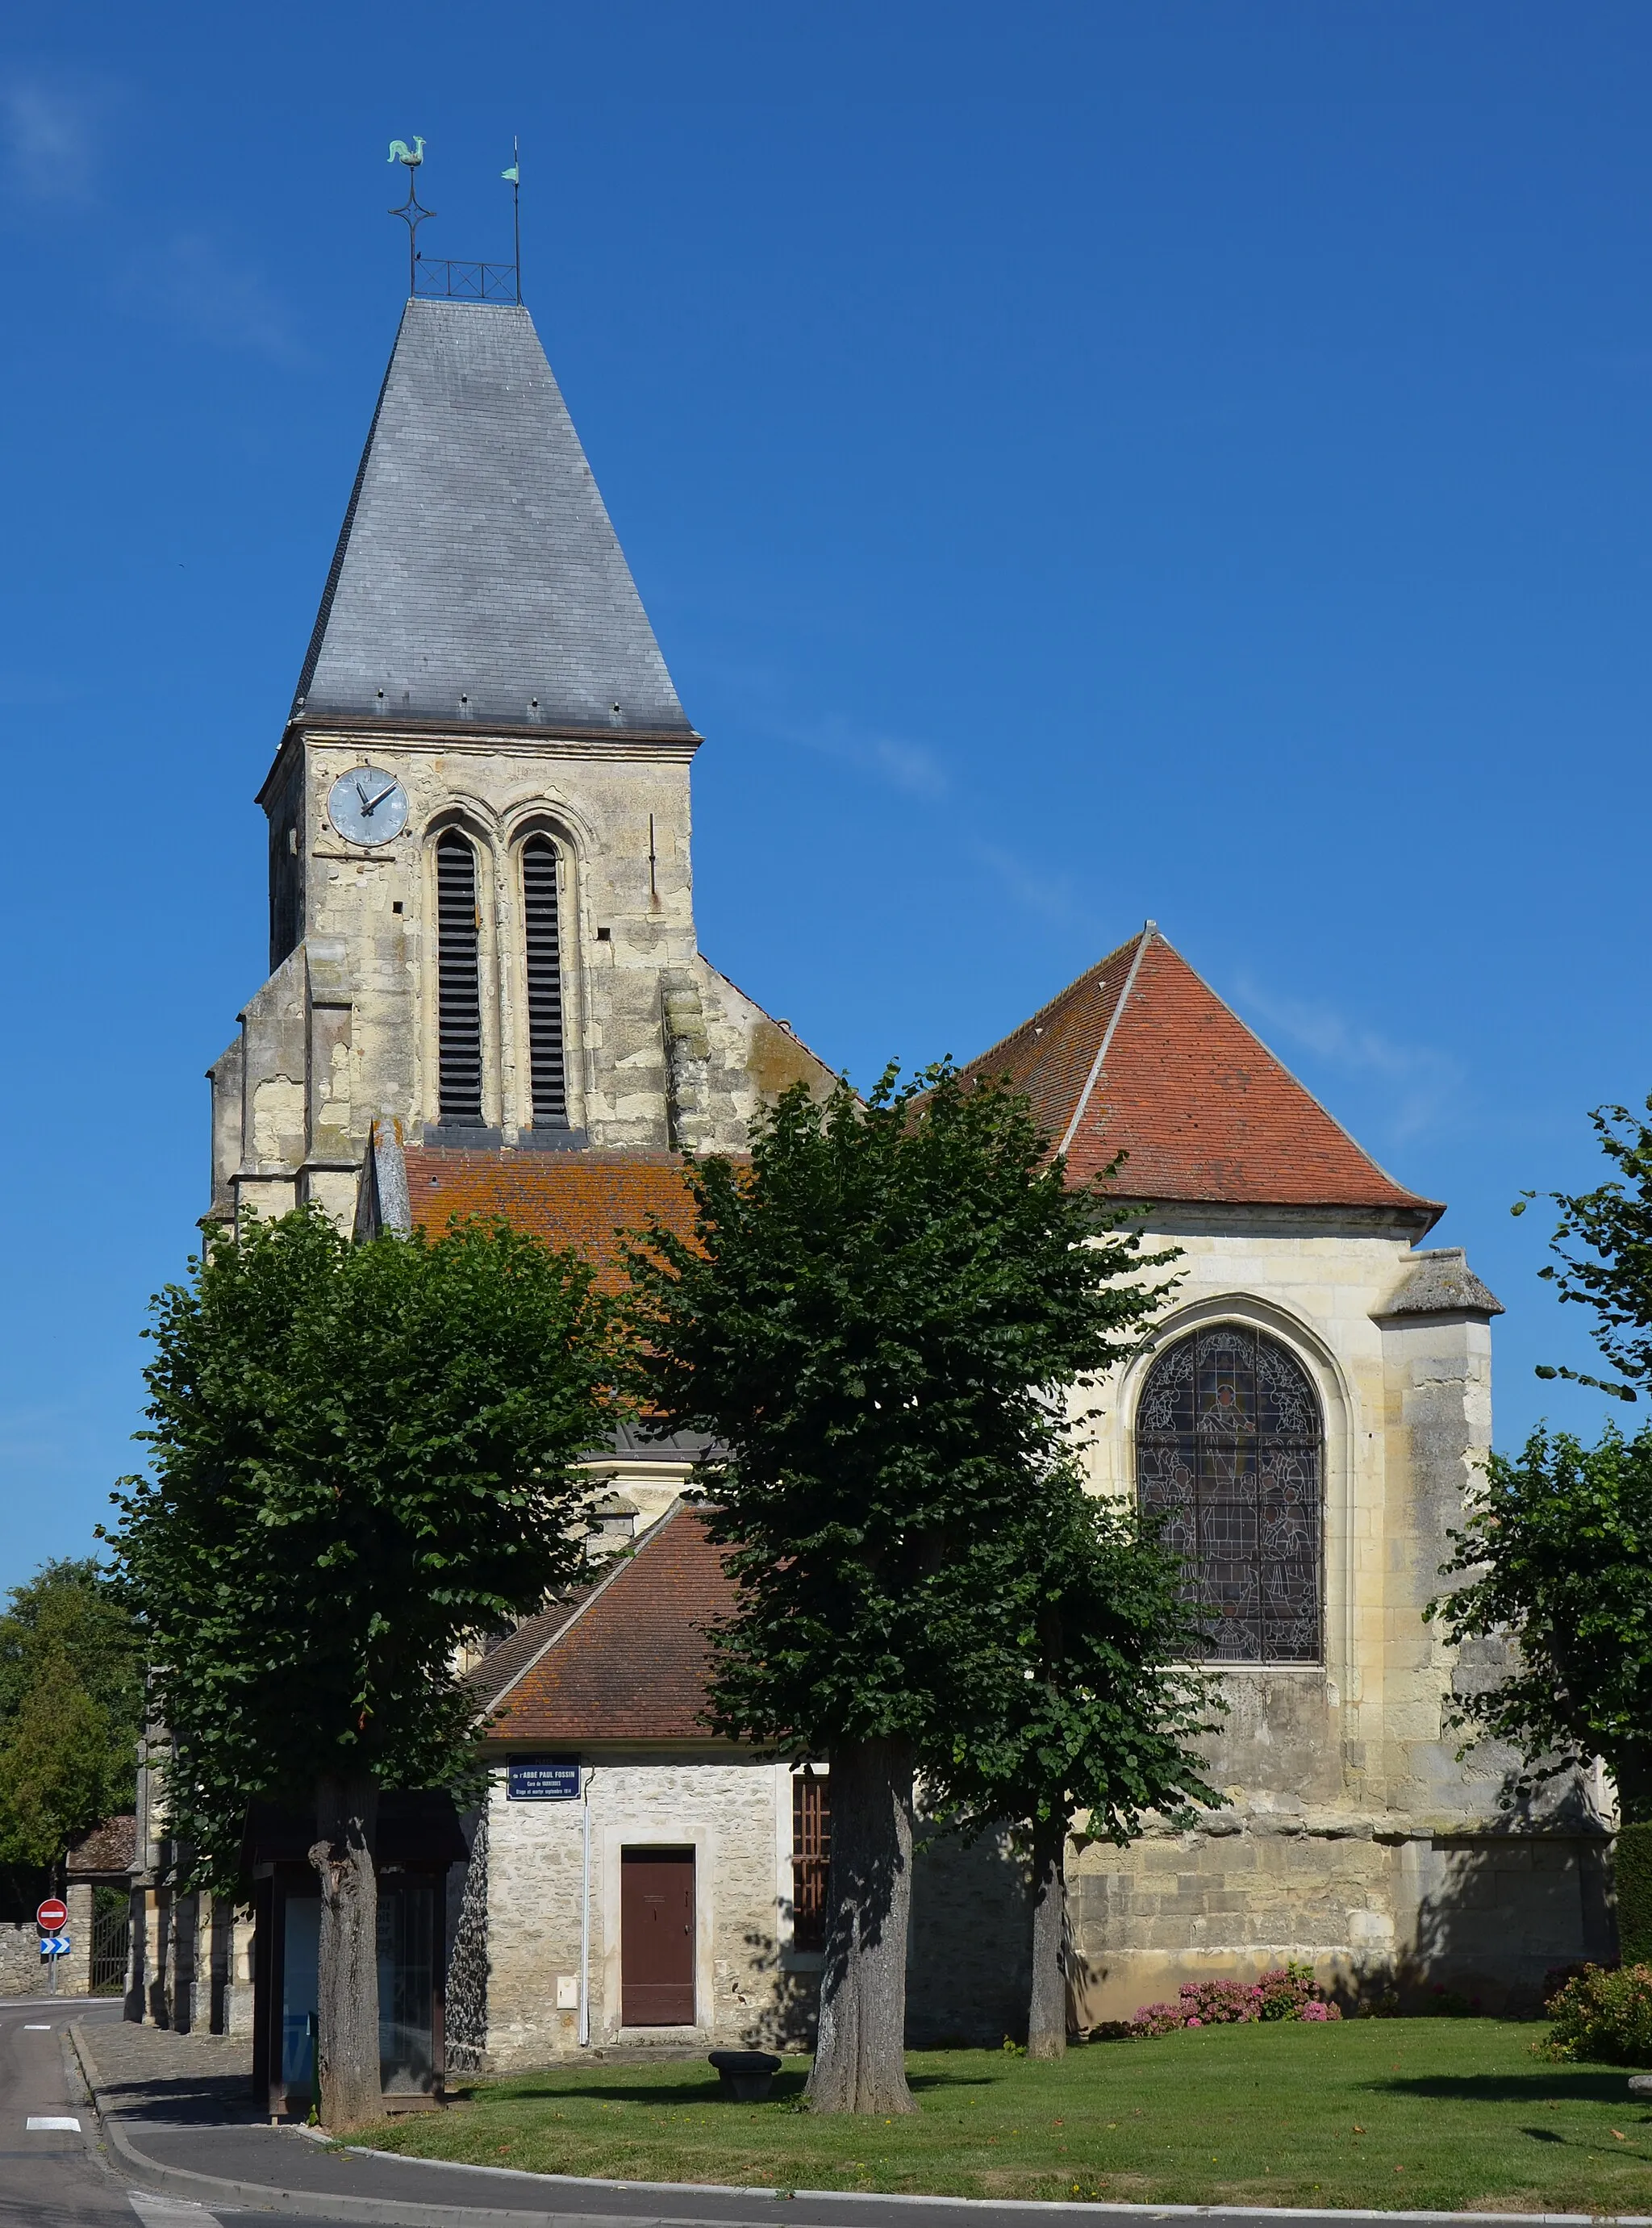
[962,927,1441,1222]
[461,1575,611,1710]
[483,1505,738,1745]
[404,1147,699,1289]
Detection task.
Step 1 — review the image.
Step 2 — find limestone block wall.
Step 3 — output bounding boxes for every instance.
[1052,1204,1604,2013]
[0,1903,89,2000]
[274,724,703,1153]
[1083,1211,1508,1823]
[907,1822,1031,2047]
[218,726,832,1229]
[1065,1816,1611,2021]
[0,1885,94,1998]
[127,1886,248,2034]
[1375,1309,1507,1817]
[482,1750,791,2070]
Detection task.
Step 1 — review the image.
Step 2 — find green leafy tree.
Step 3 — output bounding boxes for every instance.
[0,1559,144,1884]
[1429,1424,1652,1819]
[627,1066,1174,2113]
[924,1470,1221,2058]
[105,1207,616,2129]
[1514,1097,1652,1403]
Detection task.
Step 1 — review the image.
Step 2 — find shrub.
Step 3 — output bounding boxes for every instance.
[1255,1960,1320,2021]
[1541,1961,1652,2065]
[1131,1963,1340,2034]
[1618,1824,1652,1966]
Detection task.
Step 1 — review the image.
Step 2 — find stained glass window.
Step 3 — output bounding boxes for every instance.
[1136,1325,1323,1663]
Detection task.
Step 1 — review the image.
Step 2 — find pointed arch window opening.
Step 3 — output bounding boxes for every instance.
[435,830,486,1128]
[1136,1324,1323,1664]
[521,835,569,1129]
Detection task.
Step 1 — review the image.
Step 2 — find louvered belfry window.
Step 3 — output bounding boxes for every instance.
[521,836,569,1128]
[1136,1325,1323,1663]
[435,830,485,1127]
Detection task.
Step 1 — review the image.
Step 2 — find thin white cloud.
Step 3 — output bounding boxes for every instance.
[968,838,1095,931]
[0,77,98,204]
[786,714,950,800]
[119,230,309,365]
[1234,973,1465,1143]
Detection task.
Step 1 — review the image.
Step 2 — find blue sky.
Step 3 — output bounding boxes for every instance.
[2,2,1650,1593]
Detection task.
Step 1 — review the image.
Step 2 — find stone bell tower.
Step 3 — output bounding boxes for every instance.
[210,293,826,1229]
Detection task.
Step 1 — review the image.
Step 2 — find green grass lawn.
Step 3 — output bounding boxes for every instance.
[355,2019,1652,2212]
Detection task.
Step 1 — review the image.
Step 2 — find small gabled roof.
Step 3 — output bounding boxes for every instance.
[66,1813,136,1880]
[961,924,1441,1224]
[480,1504,737,1745]
[291,298,693,738]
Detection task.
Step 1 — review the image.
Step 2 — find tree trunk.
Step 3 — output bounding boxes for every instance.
[1026,1817,1068,2059]
[309,1772,380,2130]
[807,1736,918,2115]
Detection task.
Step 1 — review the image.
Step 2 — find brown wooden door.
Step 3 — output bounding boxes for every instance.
[620,1847,695,2026]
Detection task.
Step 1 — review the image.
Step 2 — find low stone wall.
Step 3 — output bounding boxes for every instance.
[0,1884,92,2000]
[1066,1816,1613,2023]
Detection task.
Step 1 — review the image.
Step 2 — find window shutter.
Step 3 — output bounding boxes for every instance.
[521,836,569,1128]
[436,831,484,1125]
[791,1773,831,1953]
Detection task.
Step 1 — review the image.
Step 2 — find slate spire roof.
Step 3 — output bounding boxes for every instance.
[961,924,1441,1223]
[291,298,693,737]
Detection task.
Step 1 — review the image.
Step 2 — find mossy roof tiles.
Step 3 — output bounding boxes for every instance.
[480,1506,736,1746]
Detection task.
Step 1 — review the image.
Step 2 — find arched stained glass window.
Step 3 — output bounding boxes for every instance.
[1136,1325,1323,1663]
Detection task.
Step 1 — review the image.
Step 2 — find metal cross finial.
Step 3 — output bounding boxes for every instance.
[387,136,435,295]
[502,136,521,299]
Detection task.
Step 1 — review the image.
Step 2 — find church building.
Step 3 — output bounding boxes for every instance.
[140,283,1610,2075]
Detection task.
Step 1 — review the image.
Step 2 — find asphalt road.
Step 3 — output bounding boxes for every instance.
[0,1995,1611,2228]
[0,1996,386,2228]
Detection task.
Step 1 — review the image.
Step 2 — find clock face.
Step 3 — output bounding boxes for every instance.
[327,766,409,846]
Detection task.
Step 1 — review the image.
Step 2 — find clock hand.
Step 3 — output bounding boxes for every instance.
[356,781,371,811]
[363,784,398,814]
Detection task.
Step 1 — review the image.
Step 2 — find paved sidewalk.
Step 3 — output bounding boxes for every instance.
[74,2009,259,2127]
[66,2018,1650,2228]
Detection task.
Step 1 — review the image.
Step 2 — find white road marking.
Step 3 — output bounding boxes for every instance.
[127,2194,223,2226]
[22,2022,50,2030]
[26,2114,81,2130]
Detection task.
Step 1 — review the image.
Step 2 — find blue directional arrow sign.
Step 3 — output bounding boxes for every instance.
[39,1935,70,1957]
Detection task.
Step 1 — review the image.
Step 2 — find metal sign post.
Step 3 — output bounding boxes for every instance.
[36,1900,68,1998]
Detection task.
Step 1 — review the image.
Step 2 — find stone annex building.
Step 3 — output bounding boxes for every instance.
[130,287,1612,2087]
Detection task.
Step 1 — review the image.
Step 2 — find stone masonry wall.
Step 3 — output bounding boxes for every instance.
[1066,1818,1612,2023]
[484,1752,791,2071]
[1061,1208,1604,2019]
[215,727,832,1226]
[0,1884,90,2000]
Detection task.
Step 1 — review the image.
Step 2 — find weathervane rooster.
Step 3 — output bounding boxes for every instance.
[387,136,435,292]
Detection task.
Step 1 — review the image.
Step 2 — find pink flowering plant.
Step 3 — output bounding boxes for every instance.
[1131,1960,1341,2034]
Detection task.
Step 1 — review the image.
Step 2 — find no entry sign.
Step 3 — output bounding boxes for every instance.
[35,1899,68,1934]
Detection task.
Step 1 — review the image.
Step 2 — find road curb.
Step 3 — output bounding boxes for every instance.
[58,2021,1652,2228]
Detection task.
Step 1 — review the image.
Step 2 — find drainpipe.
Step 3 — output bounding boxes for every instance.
[578,1766,593,2048]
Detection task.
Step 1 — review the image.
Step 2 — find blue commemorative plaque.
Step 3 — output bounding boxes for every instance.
[507,1756,581,1801]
